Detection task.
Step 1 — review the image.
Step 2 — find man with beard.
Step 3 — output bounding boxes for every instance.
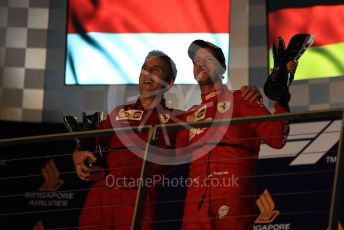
[178,40,295,230]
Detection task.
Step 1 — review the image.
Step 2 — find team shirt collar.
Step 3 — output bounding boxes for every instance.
[201,85,229,102]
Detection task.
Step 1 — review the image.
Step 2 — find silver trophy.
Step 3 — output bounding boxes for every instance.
[63,112,107,181]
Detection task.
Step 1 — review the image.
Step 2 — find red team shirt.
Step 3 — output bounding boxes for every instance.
[79,99,182,230]
[177,86,289,230]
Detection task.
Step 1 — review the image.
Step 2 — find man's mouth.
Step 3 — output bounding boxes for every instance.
[198,69,207,74]
[143,79,153,84]
[198,69,208,75]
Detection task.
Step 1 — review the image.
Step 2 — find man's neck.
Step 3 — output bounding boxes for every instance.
[199,80,223,95]
[139,95,162,110]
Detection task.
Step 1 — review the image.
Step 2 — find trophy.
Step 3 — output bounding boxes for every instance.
[63,112,107,181]
[264,33,314,101]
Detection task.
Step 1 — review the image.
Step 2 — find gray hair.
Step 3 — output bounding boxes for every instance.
[145,50,177,82]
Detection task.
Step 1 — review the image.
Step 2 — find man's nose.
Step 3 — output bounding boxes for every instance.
[142,69,153,77]
[199,59,207,67]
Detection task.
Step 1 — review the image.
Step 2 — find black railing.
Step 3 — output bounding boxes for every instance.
[0,108,343,230]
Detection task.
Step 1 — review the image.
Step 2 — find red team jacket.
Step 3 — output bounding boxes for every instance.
[79,98,182,230]
[177,86,289,230]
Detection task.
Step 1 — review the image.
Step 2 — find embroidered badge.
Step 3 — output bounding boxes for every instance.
[218,205,230,219]
[160,113,170,124]
[205,91,216,100]
[187,114,196,123]
[130,110,143,120]
[217,101,231,113]
[116,109,130,120]
[189,128,205,141]
[196,105,207,120]
[115,109,143,121]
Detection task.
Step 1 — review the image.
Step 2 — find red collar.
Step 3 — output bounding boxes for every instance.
[131,97,167,110]
[200,85,229,102]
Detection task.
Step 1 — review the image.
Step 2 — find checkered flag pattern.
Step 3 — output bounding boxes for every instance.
[0,0,49,122]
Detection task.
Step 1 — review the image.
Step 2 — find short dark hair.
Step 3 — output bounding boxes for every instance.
[145,50,177,82]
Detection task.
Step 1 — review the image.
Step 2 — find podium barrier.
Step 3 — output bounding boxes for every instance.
[0,108,343,230]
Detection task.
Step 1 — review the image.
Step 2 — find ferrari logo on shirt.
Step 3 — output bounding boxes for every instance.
[160,113,170,124]
[218,205,230,219]
[116,109,143,121]
[217,101,231,113]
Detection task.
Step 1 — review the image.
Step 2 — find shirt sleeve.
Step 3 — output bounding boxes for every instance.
[237,92,289,149]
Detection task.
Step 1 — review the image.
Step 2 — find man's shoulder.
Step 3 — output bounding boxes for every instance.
[231,90,266,112]
[164,105,184,113]
[111,102,140,113]
[232,90,260,104]
[169,108,185,117]
[105,102,139,121]
[223,89,243,105]
[232,90,243,99]
[185,104,202,113]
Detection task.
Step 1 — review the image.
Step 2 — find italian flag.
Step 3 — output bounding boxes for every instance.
[268,0,344,80]
[65,0,230,84]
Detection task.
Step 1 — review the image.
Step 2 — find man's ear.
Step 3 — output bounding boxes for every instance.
[168,80,174,89]
[218,63,226,75]
[165,80,174,91]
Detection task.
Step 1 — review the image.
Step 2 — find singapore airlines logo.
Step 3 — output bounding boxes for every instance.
[255,189,280,224]
[39,159,64,192]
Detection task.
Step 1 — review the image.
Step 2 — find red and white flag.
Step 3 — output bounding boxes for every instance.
[65,0,230,84]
